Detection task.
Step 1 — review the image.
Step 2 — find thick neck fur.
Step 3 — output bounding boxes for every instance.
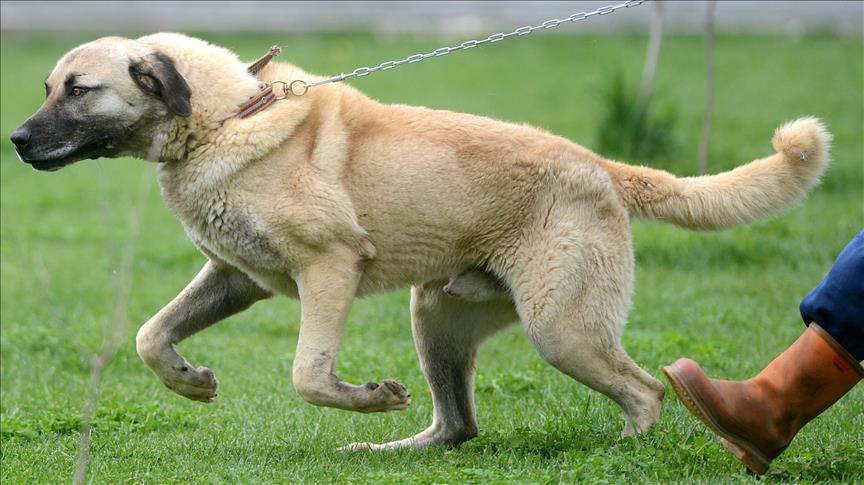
[137,33,324,183]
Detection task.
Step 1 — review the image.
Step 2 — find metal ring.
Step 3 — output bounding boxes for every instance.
[270,80,289,100]
[288,80,309,96]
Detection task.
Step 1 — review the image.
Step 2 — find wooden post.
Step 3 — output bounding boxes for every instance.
[635,0,665,117]
[698,1,717,176]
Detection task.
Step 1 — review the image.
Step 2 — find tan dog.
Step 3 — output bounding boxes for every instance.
[11,33,831,450]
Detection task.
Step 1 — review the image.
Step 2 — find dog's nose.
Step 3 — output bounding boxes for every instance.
[10,126,31,149]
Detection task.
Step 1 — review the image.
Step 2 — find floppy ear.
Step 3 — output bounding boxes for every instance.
[129,52,192,117]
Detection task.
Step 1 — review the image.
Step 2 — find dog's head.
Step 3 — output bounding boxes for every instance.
[10,36,192,171]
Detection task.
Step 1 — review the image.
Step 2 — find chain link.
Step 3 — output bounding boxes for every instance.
[279,0,646,94]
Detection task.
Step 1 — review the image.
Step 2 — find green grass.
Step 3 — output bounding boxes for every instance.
[1,31,862,484]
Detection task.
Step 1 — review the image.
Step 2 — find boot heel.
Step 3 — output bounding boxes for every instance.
[720,438,769,475]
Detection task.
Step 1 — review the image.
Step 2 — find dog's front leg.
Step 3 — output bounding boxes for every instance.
[292,248,410,413]
[136,260,271,402]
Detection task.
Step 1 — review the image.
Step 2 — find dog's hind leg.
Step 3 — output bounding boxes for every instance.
[524,308,666,437]
[343,282,517,450]
[508,202,665,437]
[136,260,271,402]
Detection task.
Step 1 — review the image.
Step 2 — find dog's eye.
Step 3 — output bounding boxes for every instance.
[70,87,88,97]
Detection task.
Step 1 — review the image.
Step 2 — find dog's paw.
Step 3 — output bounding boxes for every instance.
[336,439,418,451]
[621,377,665,437]
[338,442,379,452]
[338,424,477,451]
[161,365,219,403]
[359,379,411,412]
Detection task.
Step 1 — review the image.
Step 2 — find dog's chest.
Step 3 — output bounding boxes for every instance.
[162,181,282,271]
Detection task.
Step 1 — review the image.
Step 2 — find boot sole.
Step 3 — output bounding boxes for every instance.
[663,365,770,475]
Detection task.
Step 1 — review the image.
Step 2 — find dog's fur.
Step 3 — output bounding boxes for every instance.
[13,33,831,449]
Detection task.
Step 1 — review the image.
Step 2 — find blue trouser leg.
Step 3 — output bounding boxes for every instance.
[800,230,864,361]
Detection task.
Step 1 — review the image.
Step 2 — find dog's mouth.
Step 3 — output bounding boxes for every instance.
[21,136,113,172]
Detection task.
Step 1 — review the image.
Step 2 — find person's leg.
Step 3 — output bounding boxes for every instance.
[800,230,864,361]
[663,232,864,475]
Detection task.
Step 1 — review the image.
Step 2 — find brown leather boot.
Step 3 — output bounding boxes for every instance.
[663,323,863,475]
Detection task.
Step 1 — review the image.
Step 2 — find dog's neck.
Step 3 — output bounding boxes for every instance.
[144,56,329,196]
[137,36,330,175]
[133,34,269,164]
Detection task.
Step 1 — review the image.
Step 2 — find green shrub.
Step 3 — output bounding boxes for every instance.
[596,70,678,164]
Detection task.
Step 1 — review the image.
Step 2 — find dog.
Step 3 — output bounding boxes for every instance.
[11,33,831,450]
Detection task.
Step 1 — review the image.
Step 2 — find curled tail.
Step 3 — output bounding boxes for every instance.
[602,117,832,230]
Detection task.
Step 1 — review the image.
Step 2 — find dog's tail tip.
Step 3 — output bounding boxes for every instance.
[771,116,832,165]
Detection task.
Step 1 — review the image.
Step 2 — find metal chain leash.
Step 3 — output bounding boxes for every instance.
[279,0,647,96]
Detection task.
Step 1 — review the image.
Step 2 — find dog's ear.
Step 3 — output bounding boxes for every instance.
[129,52,192,117]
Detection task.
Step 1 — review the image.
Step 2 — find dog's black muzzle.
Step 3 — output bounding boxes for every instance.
[11,119,113,172]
